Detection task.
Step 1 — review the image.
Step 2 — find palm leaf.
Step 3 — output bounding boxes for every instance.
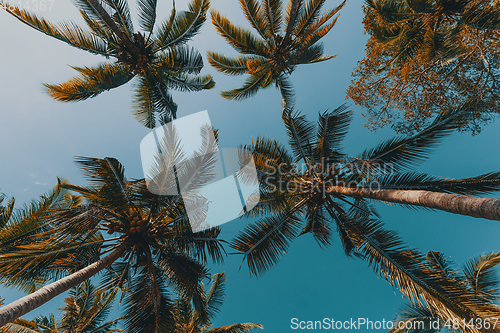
[137,0,157,33]
[154,0,209,51]
[220,72,270,101]
[1,5,108,56]
[240,0,271,39]
[211,10,269,56]
[44,63,133,102]
[263,0,282,35]
[207,52,254,75]
[463,252,500,302]
[357,102,480,173]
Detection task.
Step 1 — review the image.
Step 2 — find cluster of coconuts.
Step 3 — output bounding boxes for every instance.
[105,208,149,235]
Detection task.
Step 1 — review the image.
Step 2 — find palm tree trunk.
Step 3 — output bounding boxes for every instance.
[86,0,139,56]
[332,186,500,221]
[0,244,127,326]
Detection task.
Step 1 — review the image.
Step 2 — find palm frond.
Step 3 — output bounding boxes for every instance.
[357,101,480,173]
[44,63,133,102]
[207,52,253,75]
[155,45,205,74]
[263,0,282,34]
[314,104,352,163]
[375,171,500,196]
[282,108,315,164]
[211,10,269,56]
[153,0,209,51]
[137,0,157,32]
[230,201,307,275]
[240,0,271,40]
[463,252,500,302]
[220,73,270,101]
[132,74,177,128]
[1,5,109,56]
[103,0,134,37]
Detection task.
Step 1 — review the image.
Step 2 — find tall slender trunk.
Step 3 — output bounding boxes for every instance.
[331,186,500,221]
[86,0,140,56]
[0,244,127,326]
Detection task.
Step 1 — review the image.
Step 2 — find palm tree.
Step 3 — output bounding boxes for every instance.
[0,156,225,331]
[174,272,262,333]
[365,0,500,67]
[389,252,500,333]
[1,0,215,127]
[231,103,500,332]
[0,186,100,294]
[0,281,122,333]
[208,0,346,109]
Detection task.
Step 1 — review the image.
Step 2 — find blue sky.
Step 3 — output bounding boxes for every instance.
[1,0,500,331]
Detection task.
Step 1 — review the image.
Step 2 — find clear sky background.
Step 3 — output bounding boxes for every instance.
[1,0,500,331]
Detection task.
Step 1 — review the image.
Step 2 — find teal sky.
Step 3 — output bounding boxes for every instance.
[1,0,500,331]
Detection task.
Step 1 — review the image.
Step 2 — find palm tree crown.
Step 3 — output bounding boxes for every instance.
[208,0,345,107]
[2,0,215,128]
[0,157,225,331]
[231,104,500,332]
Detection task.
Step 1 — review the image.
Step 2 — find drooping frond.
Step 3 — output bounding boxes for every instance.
[282,108,315,163]
[44,63,133,102]
[463,252,500,302]
[132,74,177,128]
[230,202,307,275]
[155,45,205,74]
[220,73,271,101]
[357,101,479,173]
[207,52,253,75]
[1,5,109,56]
[137,0,157,32]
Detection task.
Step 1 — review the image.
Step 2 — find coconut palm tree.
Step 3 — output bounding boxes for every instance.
[1,0,215,127]
[208,0,346,109]
[0,281,122,333]
[0,156,225,331]
[389,252,500,333]
[174,272,262,333]
[231,103,500,333]
[365,0,500,67]
[0,186,101,294]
